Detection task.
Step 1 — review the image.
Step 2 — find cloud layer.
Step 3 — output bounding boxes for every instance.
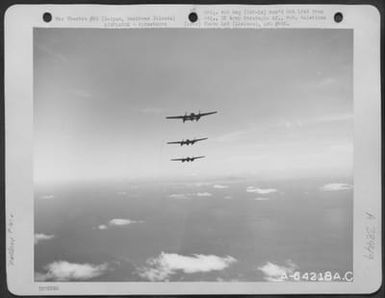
[196,192,213,197]
[213,184,229,189]
[246,186,277,194]
[139,252,237,281]
[258,260,297,281]
[36,261,108,281]
[320,183,353,191]
[169,192,213,199]
[169,193,189,199]
[109,218,143,226]
[96,218,144,230]
[34,233,55,244]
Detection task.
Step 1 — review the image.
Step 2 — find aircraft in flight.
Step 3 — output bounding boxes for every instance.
[167,137,208,146]
[171,156,206,163]
[166,111,217,123]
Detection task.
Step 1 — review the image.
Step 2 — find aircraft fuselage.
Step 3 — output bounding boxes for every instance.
[183,114,201,122]
[180,139,194,146]
[181,157,195,162]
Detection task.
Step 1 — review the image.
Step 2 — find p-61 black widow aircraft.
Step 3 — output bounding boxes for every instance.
[167,137,208,146]
[171,156,205,163]
[166,111,217,123]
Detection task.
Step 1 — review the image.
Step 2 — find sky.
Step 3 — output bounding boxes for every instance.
[34,28,353,183]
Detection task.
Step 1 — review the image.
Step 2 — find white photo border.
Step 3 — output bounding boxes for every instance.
[5,4,382,295]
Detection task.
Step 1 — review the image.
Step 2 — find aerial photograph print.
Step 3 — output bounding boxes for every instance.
[34,28,353,282]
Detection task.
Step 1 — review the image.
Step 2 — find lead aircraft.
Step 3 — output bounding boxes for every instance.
[166,111,217,123]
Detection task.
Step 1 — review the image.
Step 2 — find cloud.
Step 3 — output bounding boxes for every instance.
[36,261,108,281]
[109,218,143,226]
[40,194,55,200]
[95,218,143,230]
[224,195,232,200]
[97,225,108,230]
[139,252,237,281]
[169,193,190,200]
[34,233,55,244]
[258,260,297,281]
[195,182,212,187]
[196,192,212,197]
[254,197,270,201]
[320,183,353,191]
[246,186,277,194]
[169,192,213,199]
[116,191,127,196]
[213,184,229,189]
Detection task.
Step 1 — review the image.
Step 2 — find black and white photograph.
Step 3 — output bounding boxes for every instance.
[33,28,354,282]
[3,4,382,295]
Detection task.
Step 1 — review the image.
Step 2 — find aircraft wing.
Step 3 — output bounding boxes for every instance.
[194,137,208,142]
[171,158,185,161]
[193,156,205,160]
[166,115,184,119]
[199,111,217,117]
[167,141,182,144]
